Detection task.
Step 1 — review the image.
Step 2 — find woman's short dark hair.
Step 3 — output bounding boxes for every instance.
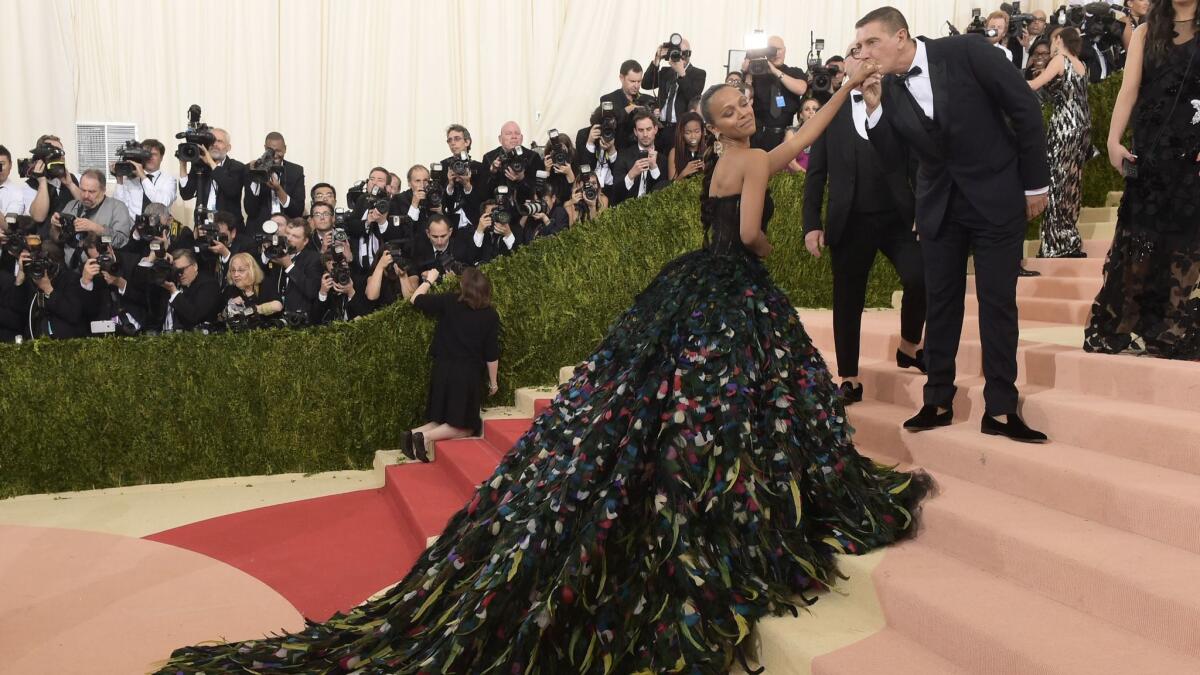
[1057,27,1083,57]
[458,267,492,310]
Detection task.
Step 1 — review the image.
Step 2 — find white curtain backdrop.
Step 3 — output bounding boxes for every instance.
[0,0,1060,223]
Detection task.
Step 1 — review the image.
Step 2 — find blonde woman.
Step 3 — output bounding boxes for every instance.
[219,252,282,327]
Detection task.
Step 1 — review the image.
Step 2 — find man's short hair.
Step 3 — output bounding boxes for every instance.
[388,172,401,185]
[0,145,10,162]
[987,10,1010,27]
[213,210,237,229]
[446,124,472,146]
[310,201,334,216]
[141,138,166,156]
[825,55,844,65]
[288,216,311,238]
[856,6,910,34]
[265,131,286,144]
[36,134,61,147]
[80,169,107,188]
[427,214,451,232]
[630,107,657,129]
[619,59,643,77]
[171,248,198,267]
[406,164,428,182]
[310,182,335,200]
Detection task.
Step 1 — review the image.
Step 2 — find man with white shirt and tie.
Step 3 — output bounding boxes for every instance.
[801,50,925,407]
[611,109,668,205]
[178,127,247,229]
[243,131,306,233]
[112,139,177,219]
[855,6,1051,443]
[643,36,707,153]
[0,146,32,216]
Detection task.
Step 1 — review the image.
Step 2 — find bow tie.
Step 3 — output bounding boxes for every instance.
[897,65,923,83]
[852,93,864,103]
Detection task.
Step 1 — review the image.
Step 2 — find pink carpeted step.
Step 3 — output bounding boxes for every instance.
[810,627,969,675]
[1026,238,1112,259]
[968,275,1102,300]
[383,463,473,548]
[847,400,1200,556]
[534,397,552,417]
[862,544,1200,674]
[435,438,506,496]
[919,473,1200,656]
[1019,256,1106,278]
[483,417,534,453]
[965,294,1094,325]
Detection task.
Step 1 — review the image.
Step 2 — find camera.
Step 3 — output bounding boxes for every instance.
[96,235,121,276]
[3,215,37,258]
[113,140,152,179]
[427,162,446,210]
[660,33,685,62]
[147,242,177,286]
[600,101,618,142]
[449,152,472,176]
[499,147,529,175]
[334,207,350,228]
[965,8,995,37]
[492,185,515,226]
[360,185,391,214]
[194,210,223,247]
[134,213,166,241]
[57,212,83,245]
[25,142,67,180]
[1000,2,1037,40]
[257,221,292,260]
[323,236,353,287]
[547,130,571,166]
[174,104,217,163]
[248,148,284,184]
[806,34,834,96]
[745,46,780,76]
[22,234,52,282]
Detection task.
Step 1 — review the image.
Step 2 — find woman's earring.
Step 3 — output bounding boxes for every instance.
[714,135,724,157]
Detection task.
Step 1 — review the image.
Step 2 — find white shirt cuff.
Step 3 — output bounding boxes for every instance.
[169,290,182,303]
[1025,187,1050,196]
[250,182,261,196]
[220,252,231,264]
[279,194,290,208]
[866,105,883,129]
[649,166,661,180]
[318,291,328,302]
[80,279,94,291]
[473,231,485,246]
[407,206,421,221]
[502,233,516,248]
[624,176,636,190]
[284,263,295,274]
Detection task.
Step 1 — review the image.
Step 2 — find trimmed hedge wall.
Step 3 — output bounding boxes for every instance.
[0,74,1123,497]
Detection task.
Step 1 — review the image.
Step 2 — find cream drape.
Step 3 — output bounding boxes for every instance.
[0,0,1060,224]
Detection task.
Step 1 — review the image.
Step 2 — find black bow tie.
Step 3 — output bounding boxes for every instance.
[852,93,864,103]
[897,65,923,83]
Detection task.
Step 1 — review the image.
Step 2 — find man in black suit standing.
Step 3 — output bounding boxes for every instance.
[642,37,707,152]
[802,51,926,406]
[855,7,1050,442]
[600,60,658,152]
[179,128,246,229]
[243,132,305,233]
[610,109,668,206]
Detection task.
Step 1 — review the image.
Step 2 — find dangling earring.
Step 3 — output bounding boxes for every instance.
[714,134,724,157]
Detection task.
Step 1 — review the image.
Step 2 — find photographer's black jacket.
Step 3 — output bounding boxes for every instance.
[643,63,707,124]
[263,248,323,318]
[479,146,541,196]
[0,269,23,341]
[610,146,669,205]
[243,159,305,232]
[15,268,88,339]
[179,158,247,228]
[750,64,807,129]
[409,230,472,274]
[599,89,659,151]
[464,224,524,267]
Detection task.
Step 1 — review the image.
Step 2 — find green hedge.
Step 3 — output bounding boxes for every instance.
[0,74,1123,497]
[1081,72,1125,208]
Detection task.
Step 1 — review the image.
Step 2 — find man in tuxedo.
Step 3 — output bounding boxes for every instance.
[11,246,88,339]
[480,122,541,196]
[802,52,926,405]
[243,132,305,232]
[465,201,522,266]
[600,60,658,151]
[610,109,668,205]
[345,167,403,273]
[179,127,246,229]
[262,217,323,321]
[856,7,1050,442]
[442,125,486,229]
[643,38,707,152]
[745,36,809,150]
[197,210,255,287]
[408,215,469,277]
[134,248,220,332]
[311,231,371,325]
[112,139,178,219]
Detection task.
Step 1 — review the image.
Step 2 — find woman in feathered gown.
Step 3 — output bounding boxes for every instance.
[158,66,932,675]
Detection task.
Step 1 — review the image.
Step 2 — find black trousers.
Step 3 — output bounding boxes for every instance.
[920,187,1024,416]
[830,210,926,378]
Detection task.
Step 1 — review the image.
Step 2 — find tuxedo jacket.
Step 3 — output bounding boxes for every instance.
[243,159,306,231]
[14,268,88,339]
[479,146,541,197]
[263,247,323,317]
[803,102,916,247]
[599,89,659,151]
[867,35,1049,238]
[610,145,669,205]
[643,63,707,123]
[409,230,472,273]
[179,158,247,228]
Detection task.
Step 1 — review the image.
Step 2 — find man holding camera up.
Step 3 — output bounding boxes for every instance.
[481,122,540,196]
[52,170,134,264]
[745,36,809,150]
[600,61,658,152]
[244,132,305,232]
[312,228,370,325]
[11,240,88,339]
[27,135,82,227]
[442,125,485,229]
[78,233,145,334]
[196,210,254,286]
[178,127,247,229]
[346,167,401,273]
[262,217,323,321]
[611,109,668,205]
[112,139,178,219]
[467,199,523,266]
[644,35,707,152]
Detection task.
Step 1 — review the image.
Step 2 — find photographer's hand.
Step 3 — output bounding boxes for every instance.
[477,213,492,234]
[211,241,230,259]
[35,272,53,295]
[320,273,334,296]
[111,163,123,184]
[101,271,125,290]
[15,252,30,285]
[50,212,61,228]
[132,161,146,180]
[627,159,649,179]
[412,188,425,208]
[162,280,177,294]
[587,125,601,146]
[656,45,669,61]
[76,218,103,235]
[81,258,100,284]
[335,280,355,298]
[199,146,217,170]
[504,167,522,183]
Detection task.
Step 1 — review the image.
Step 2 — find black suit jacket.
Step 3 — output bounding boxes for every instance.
[803,102,916,247]
[643,63,707,123]
[16,268,88,339]
[867,35,1050,238]
[263,247,323,318]
[243,159,305,232]
[610,145,669,205]
[179,158,247,228]
[599,89,658,150]
[479,146,541,197]
[409,230,471,273]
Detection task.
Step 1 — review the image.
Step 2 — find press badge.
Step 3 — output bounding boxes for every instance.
[776,95,787,108]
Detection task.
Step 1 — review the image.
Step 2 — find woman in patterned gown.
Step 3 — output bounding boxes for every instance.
[1029,27,1091,259]
[1087,0,1200,357]
[156,65,932,674]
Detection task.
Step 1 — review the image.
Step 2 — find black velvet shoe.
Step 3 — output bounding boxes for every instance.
[981,414,1048,443]
[896,348,926,373]
[838,381,864,405]
[411,432,430,463]
[399,430,414,459]
[1018,266,1042,277]
[903,405,954,431]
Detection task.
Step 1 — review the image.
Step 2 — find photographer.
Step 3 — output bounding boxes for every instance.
[825,56,846,94]
[396,164,443,232]
[262,217,323,321]
[196,209,254,286]
[644,36,707,151]
[345,167,402,272]
[127,202,194,261]
[148,248,220,332]
[52,170,134,266]
[599,61,659,151]
[78,233,143,334]
[564,166,609,225]
[441,125,485,228]
[310,182,338,211]
[402,267,500,462]
[312,229,370,325]
[408,215,468,277]
[744,36,809,150]
[112,139,178,219]
[11,240,88,339]
[0,145,32,216]
[178,127,247,229]
[244,132,305,231]
[480,122,540,195]
[27,134,82,226]
[540,129,580,203]
[667,112,706,181]
[574,106,620,200]
[467,199,523,266]
[611,108,668,205]
[218,252,282,330]
[521,179,569,243]
[365,248,407,309]
[1121,0,1149,49]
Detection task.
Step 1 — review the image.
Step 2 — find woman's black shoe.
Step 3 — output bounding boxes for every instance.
[981,414,1048,443]
[399,431,414,459]
[903,405,954,431]
[896,349,926,373]
[1062,250,1088,259]
[1018,266,1042,277]
[838,381,864,404]
[411,432,430,463]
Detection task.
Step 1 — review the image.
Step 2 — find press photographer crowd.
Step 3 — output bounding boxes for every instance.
[0,1,1135,343]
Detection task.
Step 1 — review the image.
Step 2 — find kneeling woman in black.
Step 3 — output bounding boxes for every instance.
[403,266,501,461]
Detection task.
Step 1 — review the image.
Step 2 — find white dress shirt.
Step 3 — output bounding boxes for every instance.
[114,169,178,217]
[249,177,291,213]
[867,39,1046,196]
[0,181,32,215]
[178,158,225,212]
[623,146,662,197]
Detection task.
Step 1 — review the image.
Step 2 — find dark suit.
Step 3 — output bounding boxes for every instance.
[642,62,706,150]
[15,268,88,339]
[409,230,471,273]
[803,99,924,378]
[867,35,1050,416]
[439,156,487,228]
[610,145,668,205]
[243,159,305,232]
[179,158,247,228]
[311,270,372,325]
[599,89,658,151]
[479,146,540,197]
[263,248,323,319]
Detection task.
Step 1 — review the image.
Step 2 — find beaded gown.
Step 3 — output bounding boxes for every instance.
[1039,55,1091,258]
[157,183,933,674]
[1085,37,1200,357]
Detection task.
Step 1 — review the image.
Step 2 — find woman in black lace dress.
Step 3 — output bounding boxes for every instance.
[1086,0,1200,357]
